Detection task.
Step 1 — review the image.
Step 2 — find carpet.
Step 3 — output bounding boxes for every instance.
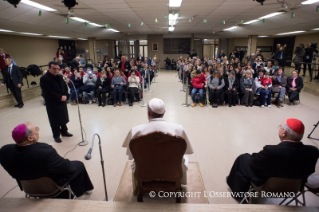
[114,162,209,204]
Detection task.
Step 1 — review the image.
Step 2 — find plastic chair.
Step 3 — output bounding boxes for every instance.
[129,132,186,203]
[240,177,302,205]
[20,177,77,199]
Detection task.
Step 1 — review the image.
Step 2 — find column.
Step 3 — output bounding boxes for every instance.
[247,35,258,56]
[134,40,139,59]
[88,37,97,63]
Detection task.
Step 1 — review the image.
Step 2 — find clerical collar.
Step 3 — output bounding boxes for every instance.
[149,118,164,122]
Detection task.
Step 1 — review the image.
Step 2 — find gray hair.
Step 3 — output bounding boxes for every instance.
[20,124,33,143]
[282,122,303,141]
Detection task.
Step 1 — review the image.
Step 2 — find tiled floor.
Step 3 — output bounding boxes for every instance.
[0,70,318,206]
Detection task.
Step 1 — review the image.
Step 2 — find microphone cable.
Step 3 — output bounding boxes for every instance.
[1,185,18,198]
[63,127,87,159]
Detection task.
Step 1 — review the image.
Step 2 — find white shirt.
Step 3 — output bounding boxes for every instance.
[122,118,194,160]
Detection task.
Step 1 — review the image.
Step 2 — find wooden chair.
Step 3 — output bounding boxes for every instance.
[129,132,187,203]
[240,177,302,205]
[20,177,76,199]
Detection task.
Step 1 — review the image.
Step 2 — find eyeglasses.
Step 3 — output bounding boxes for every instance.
[51,68,59,70]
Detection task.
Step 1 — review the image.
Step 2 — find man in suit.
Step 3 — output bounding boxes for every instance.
[1,57,24,108]
[218,50,226,59]
[276,46,287,68]
[136,53,144,62]
[227,118,319,200]
[70,57,80,73]
[0,123,94,198]
[40,61,73,143]
[239,49,245,63]
[302,43,314,77]
[118,56,131,72]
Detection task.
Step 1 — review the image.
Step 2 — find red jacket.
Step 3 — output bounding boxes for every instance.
[191,74,206,89]
[56,52,66,61]
[0,54,10,70]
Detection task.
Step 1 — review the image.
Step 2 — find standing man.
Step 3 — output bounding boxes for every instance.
[118,56,131,73]
[293,44,305,74]
[136,53,144,62]
[239,49,245,63]
[1,57,24,108]
[302,43,314,77]
[276,46,287,68]
[0,48,11,77]
[218,50,225,59]
[40,61,73,143]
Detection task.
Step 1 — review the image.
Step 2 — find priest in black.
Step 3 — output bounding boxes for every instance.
[226,119,319,200]
[40,61,73,143]
[1,57,24,108]
[0,123,93,198]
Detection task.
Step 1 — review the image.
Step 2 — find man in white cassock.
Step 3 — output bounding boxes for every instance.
[122,98,194,195]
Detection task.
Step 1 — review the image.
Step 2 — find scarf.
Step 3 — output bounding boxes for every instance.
[228,76,235,89]
[292,77,297,87]
[244,77,253,87]
[121,61,125,71]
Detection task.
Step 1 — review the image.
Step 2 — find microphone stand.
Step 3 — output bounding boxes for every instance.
[69,80,88,146]
[85,133,108,201]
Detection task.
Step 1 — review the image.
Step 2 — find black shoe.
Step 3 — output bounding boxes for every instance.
[61,132,73,137]
[14,104,19,107]
[229,105,232,107]
[302,74,305,76]
[129,102,133,107]
[250,105,253,107]
[245,105,249,107]
[102,103,106,107]
[54,137,62,143]
[233,104,236,106]
[98,103,102,107]
[19,105,23,108]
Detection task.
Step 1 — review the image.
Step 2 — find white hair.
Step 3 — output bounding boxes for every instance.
[282,122,304,141]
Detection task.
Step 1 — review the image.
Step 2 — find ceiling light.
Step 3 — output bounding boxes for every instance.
[258,36,268,38]
[19,32,42,35]
[169,0,182,7]
[77,38,87,40]
[89,23,103,27]
[70,17,87,23]
[243,20,258,25]
[276,31,305,35]
[312,28,319,30]
[169,27,175,31]
[169,14,178,26]
[0,29,14,32]
[259,12,283,19]
[108,29,119,32]
[301,0,319,5]
[48,36,71,39]
[224,26,238,31]
[21,0,56,11]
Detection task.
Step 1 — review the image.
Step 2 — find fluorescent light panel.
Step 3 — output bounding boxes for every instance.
[0,29,14,32]
[312,28,319,30]
[70,17,87,23]
[276,31,305,35]
[169,14,178,26]
[21,0,56,11]
[19,32,42,35]
[244,20,258,25]
[88,23,103,27]
[258,36,268,37]
[301,0,319,5]
[259,12,283,19]
[108,29,119,32]
[48,36,71,39]
[78,38,87,40]
[224,26,238,31]
[168,27,175,31]
[169,0,182,7]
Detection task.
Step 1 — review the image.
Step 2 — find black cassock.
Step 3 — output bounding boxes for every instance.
[40,72,69,127]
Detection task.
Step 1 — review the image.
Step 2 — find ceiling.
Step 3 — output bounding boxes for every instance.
[0,0,318,40]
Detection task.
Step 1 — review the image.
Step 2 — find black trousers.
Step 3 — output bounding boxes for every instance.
[278,59,285,67]
[287,90,300,102]
[96,87,109,104]
[295,63,302,74]
[128,87,138,103]
[303,62,312,76]
[244,90,254,106]
[227,90,237,106]
[52,125,68,139]
[9,81,23,106]
[227,154,267,197]
[209,89,222,104]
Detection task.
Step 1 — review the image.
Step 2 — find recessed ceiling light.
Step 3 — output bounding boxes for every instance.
[21,0,56,11]
[258,36,268,38]
[301,0,319,5]
[77,38,87,40]
[259,12,283,19]
[89,23,103,27]
[276,31,305,35]
[48,36,71,39]
[169,0,182,7]
[169,14,178,26]
[224,26,238,31]
[0,29,14,32]
[108,29,119,32]
[244,20,259,25]
[169,27,175,31]
[70,17,87,23]
[19,32,42,36]
[312,28,319,30]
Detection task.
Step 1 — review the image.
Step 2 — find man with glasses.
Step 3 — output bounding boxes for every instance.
[0,123,94,198]
[226,118,319,201]
[40,61,73,143]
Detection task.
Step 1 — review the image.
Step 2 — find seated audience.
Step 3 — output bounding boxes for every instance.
[82,68,97,104]
[227,118,319,200]
[69,70,83,105]
[260,72,272,108]
[287,70,304,104]
[0,123,94,198]
[128,70,140,107]
[122,98,194,195]
[225,71,239,107]
[254,69,264,95]
[264,61,274,75]
[240,70,255,107]
[208,71,225,108]
[191,70,207,107]
[272,67,287,107]
[95,70,111,107]
[111,69,127,107]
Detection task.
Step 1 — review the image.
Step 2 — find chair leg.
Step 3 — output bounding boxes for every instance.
[137,189,143,202]
[302,191,306,206]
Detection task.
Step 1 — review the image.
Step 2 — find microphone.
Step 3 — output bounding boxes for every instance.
[85,148,92,160]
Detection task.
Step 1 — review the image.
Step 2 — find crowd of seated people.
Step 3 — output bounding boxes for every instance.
[177,51,304,108]
[51,54,156,107]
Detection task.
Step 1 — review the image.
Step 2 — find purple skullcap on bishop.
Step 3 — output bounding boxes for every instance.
[12,124,26,143]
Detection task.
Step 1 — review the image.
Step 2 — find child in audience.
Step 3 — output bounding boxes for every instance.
[260,72,272,108]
